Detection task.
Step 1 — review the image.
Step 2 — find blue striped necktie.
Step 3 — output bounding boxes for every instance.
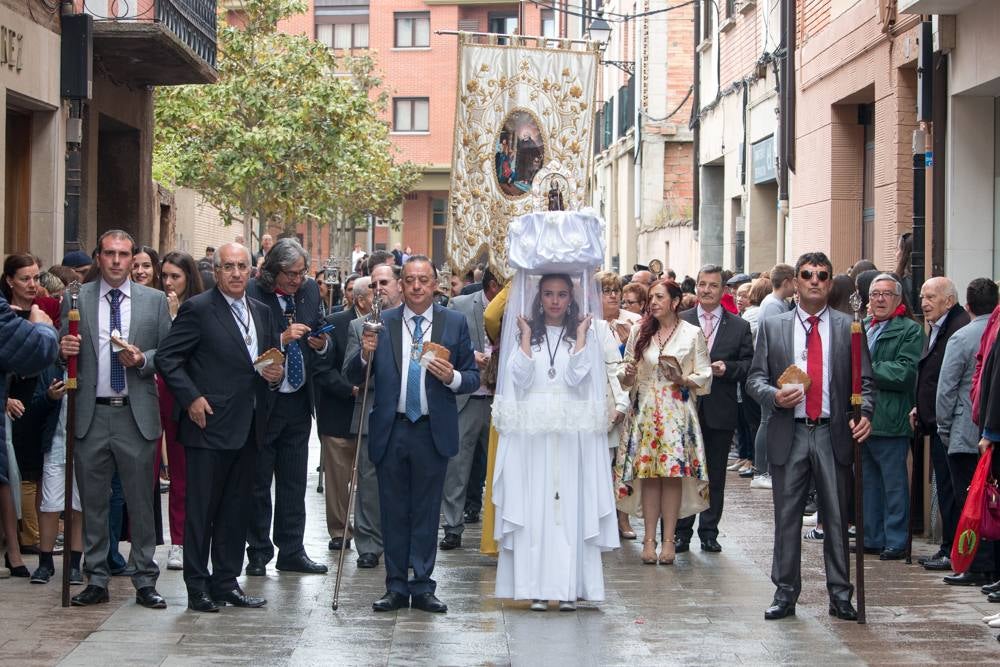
[109,288,125,393]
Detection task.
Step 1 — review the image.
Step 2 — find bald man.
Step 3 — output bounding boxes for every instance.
[912,276,970,572]
[631,270,654,288]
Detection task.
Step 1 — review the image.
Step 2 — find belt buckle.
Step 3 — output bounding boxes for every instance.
[109,397,125,407]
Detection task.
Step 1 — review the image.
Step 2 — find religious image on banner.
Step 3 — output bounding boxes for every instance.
[447,33,599,273]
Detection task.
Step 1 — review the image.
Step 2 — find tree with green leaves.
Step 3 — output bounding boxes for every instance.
[154,0,418,237]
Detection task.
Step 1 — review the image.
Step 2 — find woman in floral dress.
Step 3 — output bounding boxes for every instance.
[617,279,712,565]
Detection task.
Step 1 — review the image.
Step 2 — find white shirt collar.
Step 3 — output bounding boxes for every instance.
[99,278,132,299]
[931,310,950,330]
[220,289,247,307]
[403,303,434,323]
[796,304,827,322]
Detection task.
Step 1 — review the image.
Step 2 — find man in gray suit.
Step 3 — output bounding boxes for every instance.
[439,267,501,550]
[937,278,1000,585]
[342,268,402,568]
[747,251,874,622]
[59,229,172,609]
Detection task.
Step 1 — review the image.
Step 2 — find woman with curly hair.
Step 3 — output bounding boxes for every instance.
[618,279,712,565]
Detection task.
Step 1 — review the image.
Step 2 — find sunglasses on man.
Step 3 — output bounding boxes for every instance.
[799,269,830,282]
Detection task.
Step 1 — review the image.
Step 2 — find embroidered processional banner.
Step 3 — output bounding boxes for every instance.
[447,33,599,273]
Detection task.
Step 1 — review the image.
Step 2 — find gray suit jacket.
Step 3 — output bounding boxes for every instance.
[746,308,875,467]
[448,290,486,412]
[61,281,172,441]
[343,316,374,436]
[936,313,987,455]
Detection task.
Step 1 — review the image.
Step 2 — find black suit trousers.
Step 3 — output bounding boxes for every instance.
[377,417,448,597]
[183,435,256,596]
[675,426,734,542]
[929,433,957,552]
[247,390,312,562]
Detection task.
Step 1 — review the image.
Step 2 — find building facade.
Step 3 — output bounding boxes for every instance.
[592,0,698,278]
[901,0,1000,294]
[1,0,217,265]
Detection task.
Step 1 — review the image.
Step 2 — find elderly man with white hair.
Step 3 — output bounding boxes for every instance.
[910,276,970,573]
[862,273,924,561]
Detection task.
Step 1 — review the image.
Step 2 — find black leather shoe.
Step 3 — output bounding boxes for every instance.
[411,592,448,613]
[357,553,379,569]
[982,580,1000,594]
[919,549,947,566]
[879,547,907,561]
[71,585,109,606]
[439,534,462,550]
[764,600,795,620]
[922,555,952,571]
[372,591,409,612]
[187,591,219,613]
[987,590,1000,603]
[136,586,167,609]
[945,571,994,586]
[213,586,266,608]
[328,537,351,551]
[829,599,858,621]
[464,510,480,524]
[245,558,267,576]
[275,553,328,574]
[700,538,722,553]
[674,539,690,553]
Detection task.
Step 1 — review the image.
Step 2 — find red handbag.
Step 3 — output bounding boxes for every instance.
[951,449,993,573]
[981,473,1000,540]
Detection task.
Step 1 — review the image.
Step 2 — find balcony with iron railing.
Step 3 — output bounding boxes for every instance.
[78,0,218,86]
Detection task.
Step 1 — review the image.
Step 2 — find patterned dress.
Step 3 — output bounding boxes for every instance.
[615,320,712,518]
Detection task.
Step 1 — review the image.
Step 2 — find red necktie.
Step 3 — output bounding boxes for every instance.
[806,315,822,420]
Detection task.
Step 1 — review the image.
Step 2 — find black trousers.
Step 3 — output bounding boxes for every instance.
[183,438,256,596]
[949,452,998,574]
[463,430,489,514]
[377,417,448,597]
[930,433,958,552]
[675,426,735,543]
[247,391,312,562]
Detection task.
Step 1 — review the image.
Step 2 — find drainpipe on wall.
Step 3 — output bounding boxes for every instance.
[775,0,795,262]
[912,20,933,321]
[692,0,701,237]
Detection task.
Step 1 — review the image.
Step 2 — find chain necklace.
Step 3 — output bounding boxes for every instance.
[544,325,567,379]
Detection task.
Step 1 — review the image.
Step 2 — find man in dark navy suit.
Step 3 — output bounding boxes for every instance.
[346,255,479,613]
[245,238,330,576]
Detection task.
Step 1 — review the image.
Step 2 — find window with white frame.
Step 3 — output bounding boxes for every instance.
[541,10,556,38]
[394,98,429,132]
[316,22,369,50]
[395,12,430,48]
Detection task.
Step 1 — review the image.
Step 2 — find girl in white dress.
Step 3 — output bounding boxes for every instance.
[492,273,619,611]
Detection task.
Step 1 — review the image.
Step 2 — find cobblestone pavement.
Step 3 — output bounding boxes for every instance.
[2,430,998,665]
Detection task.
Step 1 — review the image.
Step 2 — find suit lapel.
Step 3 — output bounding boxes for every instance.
[248,299,267,359]
[127,288,142,344]
[388,310,403,376]
[781,315,795,369]
[431,303,445,345]
[212,289,252,362]
[828,311,841,394]
[87,284,100,359]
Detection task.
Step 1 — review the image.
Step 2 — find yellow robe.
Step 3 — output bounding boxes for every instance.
[479,283,509,556]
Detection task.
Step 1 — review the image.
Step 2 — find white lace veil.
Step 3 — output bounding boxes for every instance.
[492,210,607,435]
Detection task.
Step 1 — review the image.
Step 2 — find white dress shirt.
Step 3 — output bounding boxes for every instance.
[222,291,259,361]
[97,279,132,398]
[928,309,950,350]
[396,305,464,415]
[792,305,831,418]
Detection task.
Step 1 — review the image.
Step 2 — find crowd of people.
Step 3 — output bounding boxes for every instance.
[4,228,1000,629]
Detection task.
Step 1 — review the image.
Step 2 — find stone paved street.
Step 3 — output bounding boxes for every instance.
[2,430,999,666]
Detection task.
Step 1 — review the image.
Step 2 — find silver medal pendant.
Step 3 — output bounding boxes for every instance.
[800,349,808,361]
[411,345,421,362]
[245,334,253,346]
[548,367,557,379]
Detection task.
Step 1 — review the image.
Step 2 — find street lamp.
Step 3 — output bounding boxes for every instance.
[587,14,634,75]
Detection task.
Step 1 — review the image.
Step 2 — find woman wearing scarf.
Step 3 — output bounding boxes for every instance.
[862,273,924,560]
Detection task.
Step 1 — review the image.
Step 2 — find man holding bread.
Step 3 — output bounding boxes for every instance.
[345,255,480,614]
[747,251,874,622]
[156,242,284,612]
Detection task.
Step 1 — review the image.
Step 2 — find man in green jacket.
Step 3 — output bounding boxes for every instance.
[863,273,924,560]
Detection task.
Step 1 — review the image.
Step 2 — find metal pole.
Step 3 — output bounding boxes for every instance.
[332,298,384,610]
[61,282,81,607]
